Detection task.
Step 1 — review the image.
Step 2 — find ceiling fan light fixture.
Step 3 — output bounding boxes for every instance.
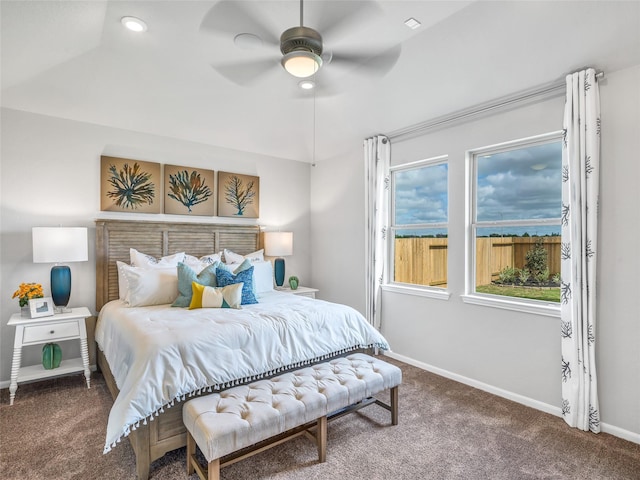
[281,51,322,78]
[280,25,323,78]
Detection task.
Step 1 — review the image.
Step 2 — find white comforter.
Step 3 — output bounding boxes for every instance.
[95,291,389,453]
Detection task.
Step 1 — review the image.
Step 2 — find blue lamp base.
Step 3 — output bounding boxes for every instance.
[274,258,285,287]
[51,265,72,313]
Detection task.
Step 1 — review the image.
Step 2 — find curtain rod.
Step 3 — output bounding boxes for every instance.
[388,70,604,142]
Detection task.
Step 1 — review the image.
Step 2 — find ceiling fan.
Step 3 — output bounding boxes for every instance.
[199,0,401,92]
[279,1,324,78]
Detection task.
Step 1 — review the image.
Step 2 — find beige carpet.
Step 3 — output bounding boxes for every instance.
[1,358,639,479]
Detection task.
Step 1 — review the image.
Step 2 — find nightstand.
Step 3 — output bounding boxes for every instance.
[8,306,92,405]
[276,286,319,299]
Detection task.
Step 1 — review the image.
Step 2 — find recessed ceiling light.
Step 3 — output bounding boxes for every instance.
[234,33,263,50]
[121,16,147,33]
[404,18,421,30]
[298,80,315,90]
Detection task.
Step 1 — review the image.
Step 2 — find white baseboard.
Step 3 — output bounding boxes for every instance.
[600,422,640,444]
[383,351,640,445]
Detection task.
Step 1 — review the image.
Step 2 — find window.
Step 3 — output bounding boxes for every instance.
[389,156,448,291]
[466,132,562,312]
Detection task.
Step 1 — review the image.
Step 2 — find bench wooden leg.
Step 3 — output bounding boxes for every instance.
[187,431,218,480]
[317,416,327,463]
[391,386,399,426]
[187,431,196,475]
[208,458,220,480]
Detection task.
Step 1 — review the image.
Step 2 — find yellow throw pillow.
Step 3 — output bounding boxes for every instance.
[189,281,243,309]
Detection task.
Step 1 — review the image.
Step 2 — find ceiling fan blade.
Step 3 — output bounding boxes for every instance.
[212,58,279,86]
[200,0,279,47]
[311,0,383,43]
[291,44,402,100]
[329,44,402,77]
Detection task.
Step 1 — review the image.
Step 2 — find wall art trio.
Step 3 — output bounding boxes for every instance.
[100,156,259,218]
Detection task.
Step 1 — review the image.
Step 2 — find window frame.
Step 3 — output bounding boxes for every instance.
[384,155,451,300]
[462,131,562,317]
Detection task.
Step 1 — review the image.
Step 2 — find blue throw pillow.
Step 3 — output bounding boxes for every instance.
[218,259,259,297]
[172,261,219,307]
[216,265,258,305]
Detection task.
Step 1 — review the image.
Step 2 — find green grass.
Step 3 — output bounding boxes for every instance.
[476,284,560,302]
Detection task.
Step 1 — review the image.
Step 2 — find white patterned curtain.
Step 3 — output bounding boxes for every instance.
[364,136,390,329]
[560,68,600,432]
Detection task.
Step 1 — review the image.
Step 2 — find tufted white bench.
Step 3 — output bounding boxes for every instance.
[183,353,402,480]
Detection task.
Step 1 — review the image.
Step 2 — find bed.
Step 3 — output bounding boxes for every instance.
[94,220,389,479]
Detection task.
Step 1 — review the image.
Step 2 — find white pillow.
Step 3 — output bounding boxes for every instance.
[224,248,264,264]
[130,248,185,269]
[183,253,223,273]
[116,261,130,300]
[252,261,274,294]
[117,262,178,307]
[225,260,273,295]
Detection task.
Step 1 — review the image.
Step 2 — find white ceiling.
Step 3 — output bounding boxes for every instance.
[2,1,639,163]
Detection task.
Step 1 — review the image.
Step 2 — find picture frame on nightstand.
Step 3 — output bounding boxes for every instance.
[28,296,54,318]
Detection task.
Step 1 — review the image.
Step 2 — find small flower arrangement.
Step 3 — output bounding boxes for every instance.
[12,282,44,307]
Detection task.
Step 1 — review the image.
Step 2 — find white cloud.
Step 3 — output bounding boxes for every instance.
[477,141,562,221]
[394,163,448,224]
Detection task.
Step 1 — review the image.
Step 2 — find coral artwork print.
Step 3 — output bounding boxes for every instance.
[107,163,154,208]
[164,165,215,216]
[224,176,255,215]
[217,171,259,218]
[100,156,161,213]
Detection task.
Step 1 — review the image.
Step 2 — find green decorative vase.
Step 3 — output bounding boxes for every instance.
[42,343,62,370]
[288,276,299,290]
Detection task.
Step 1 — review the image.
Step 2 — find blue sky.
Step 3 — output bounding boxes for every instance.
[394,141,562,237]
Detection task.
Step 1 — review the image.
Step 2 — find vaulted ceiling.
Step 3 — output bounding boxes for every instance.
[2,1,639,163]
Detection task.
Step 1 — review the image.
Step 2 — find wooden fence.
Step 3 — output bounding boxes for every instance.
[393,237,448,286]
[394,236,560,287]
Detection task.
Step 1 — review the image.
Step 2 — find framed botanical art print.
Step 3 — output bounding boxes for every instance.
[100,156,161,213]
[164,165,215,216]
[217,171,260,218]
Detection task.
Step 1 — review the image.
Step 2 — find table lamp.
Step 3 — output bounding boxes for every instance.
[32,227,88,313]
[264,231,293,287]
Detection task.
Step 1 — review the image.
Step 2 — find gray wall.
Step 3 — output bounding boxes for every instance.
[0,108,312,382]
[311,65,640,441]
[310,153,366,313]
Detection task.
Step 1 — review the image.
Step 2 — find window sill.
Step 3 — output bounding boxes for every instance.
[381,284,451,300]
[461,294,560,317]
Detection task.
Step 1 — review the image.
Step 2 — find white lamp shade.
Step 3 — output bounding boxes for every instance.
[33,227,88,263]
[264,231,293,257]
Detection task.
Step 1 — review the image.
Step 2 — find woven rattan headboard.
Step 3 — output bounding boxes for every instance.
[95,219,260,311]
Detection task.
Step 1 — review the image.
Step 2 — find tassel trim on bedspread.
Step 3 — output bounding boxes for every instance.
[103,342,387,454]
